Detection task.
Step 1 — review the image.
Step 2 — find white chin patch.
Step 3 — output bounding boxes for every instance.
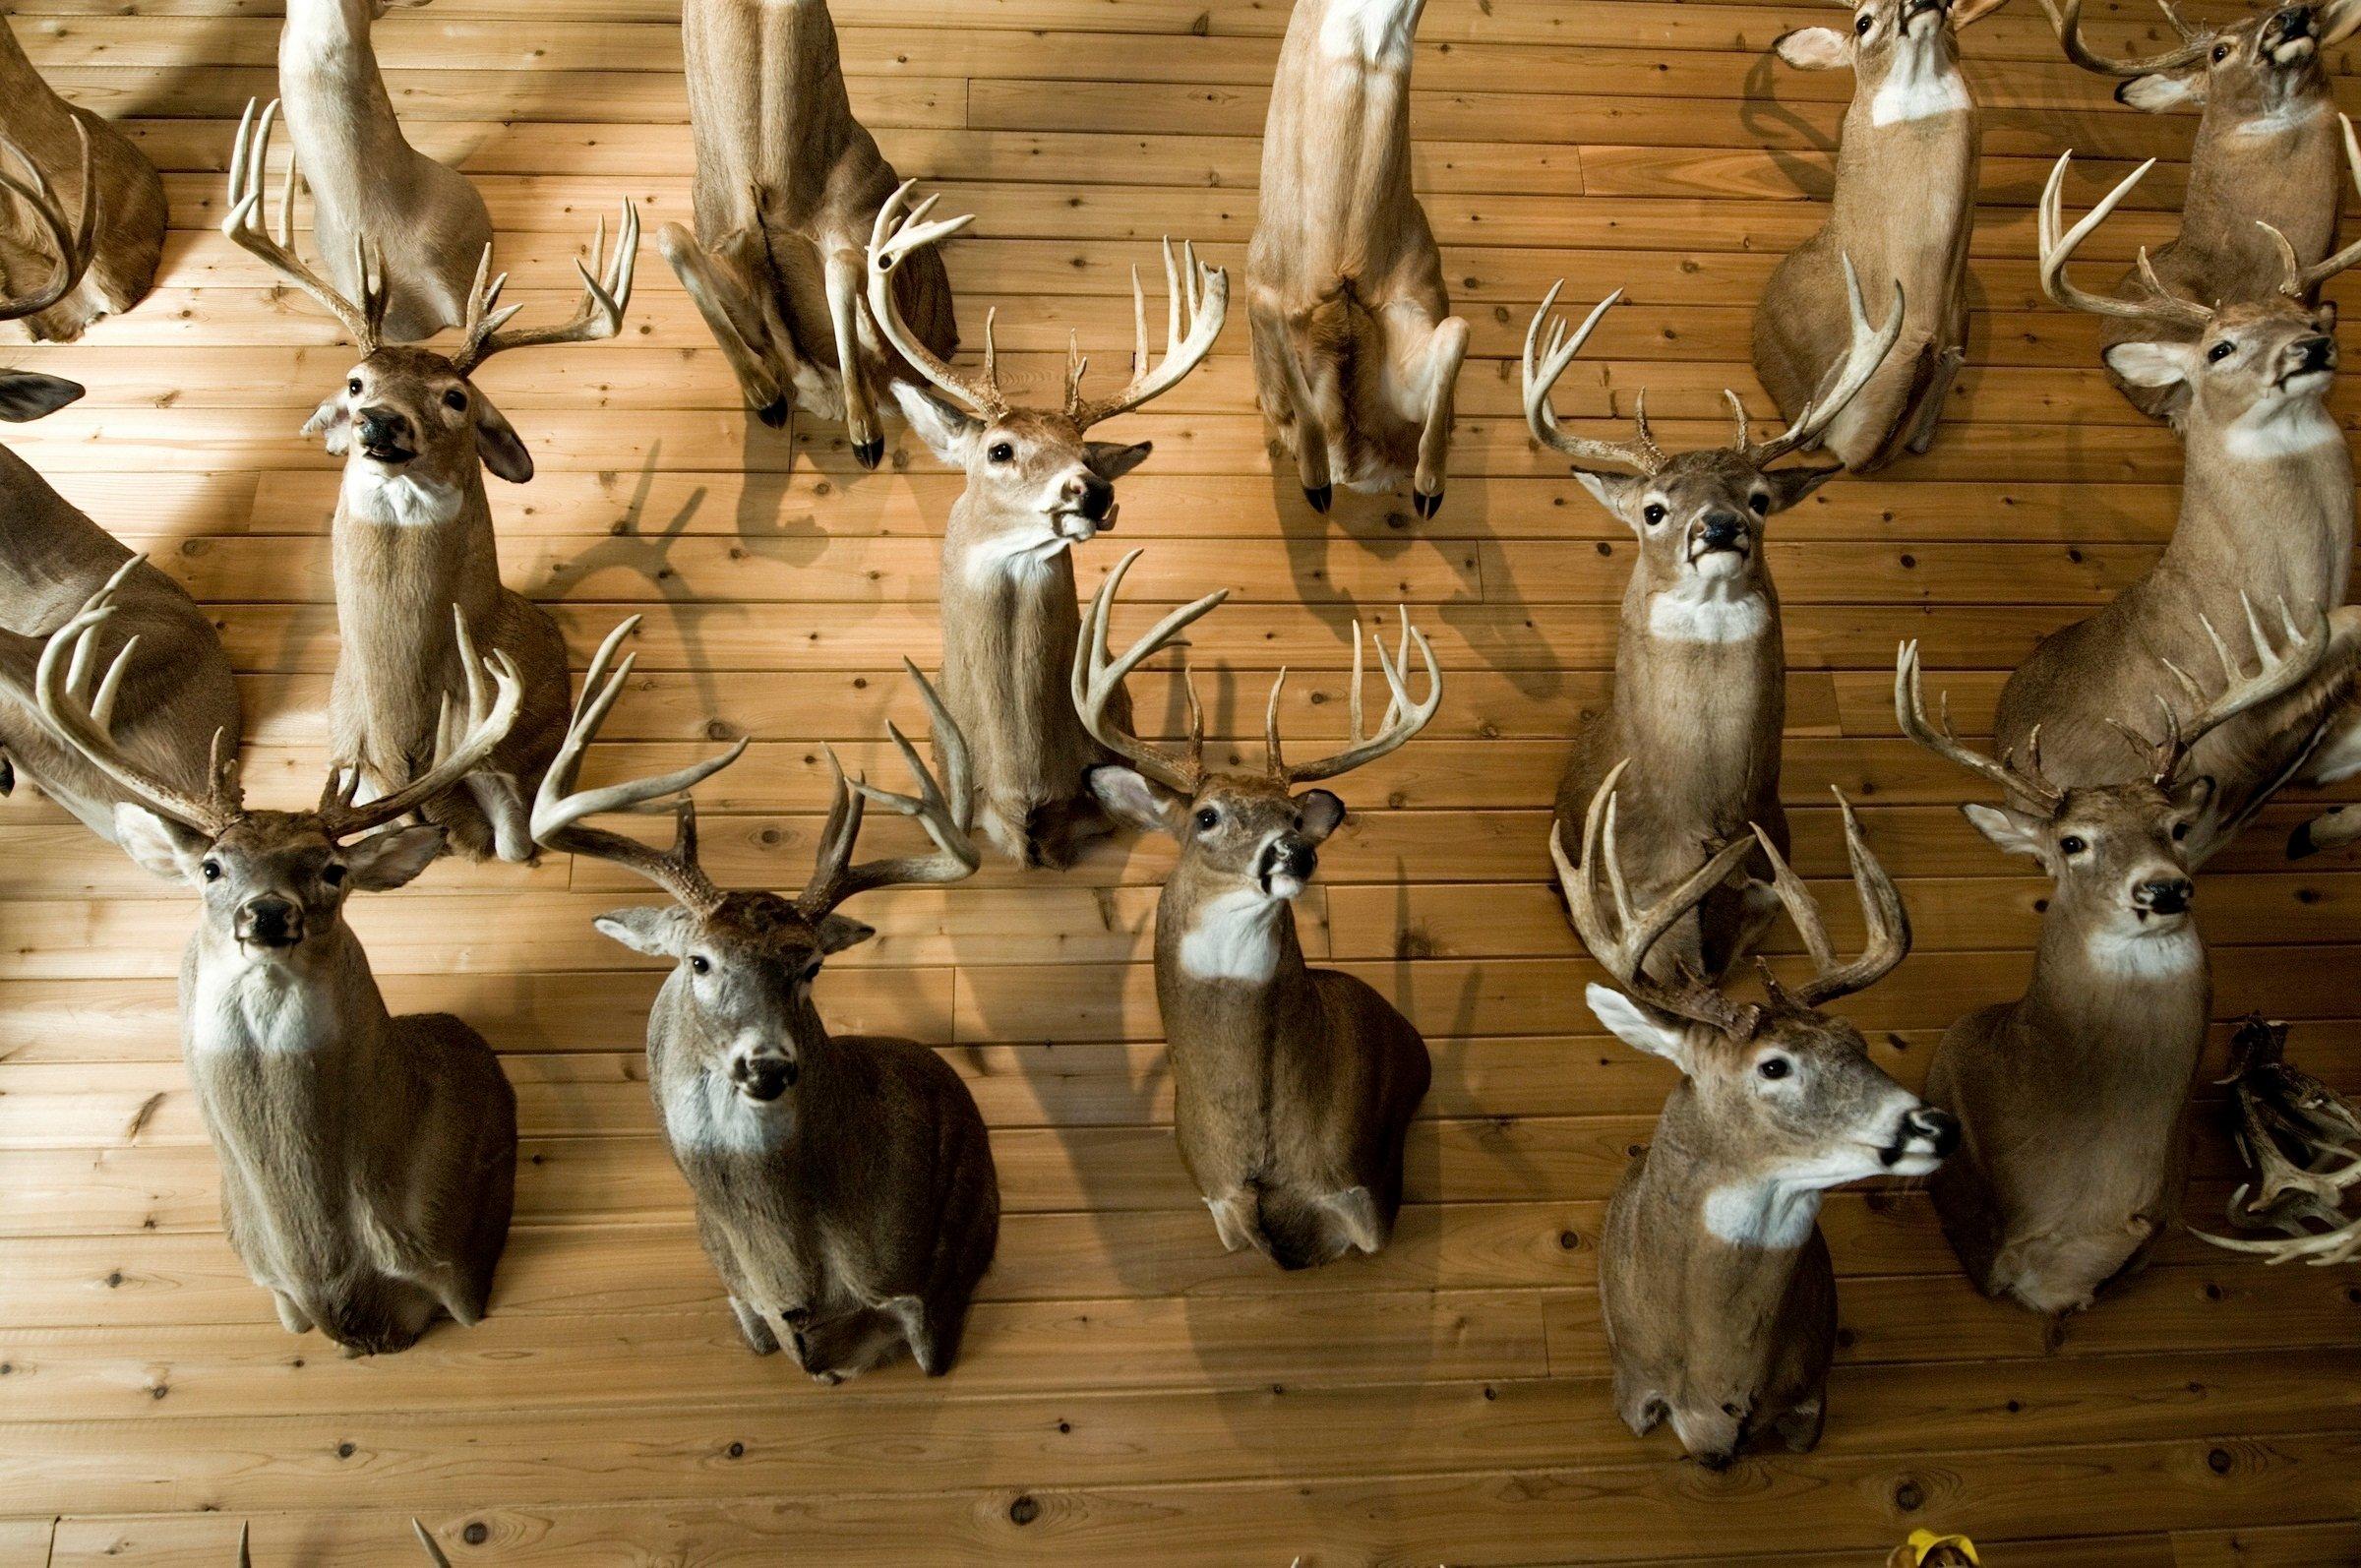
[2087,922,2203,979]
[1053,507,1109,543]
[1689,548,1748,579]
[1263,872,1305,901]
[1884,1149,1943,1178]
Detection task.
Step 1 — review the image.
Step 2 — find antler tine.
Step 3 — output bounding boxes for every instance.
[1067,234,1230,429]
[1894,639,2064,811]
[1520,282,1665,475]
[220,98,382,352]
[0,117,95,322]
[2040,0,2212,76]
[1552,761,1763,1036]
[2273,114,2361,297]
[1071,547,1229,795]
[319,608,523,841]
[33,572,240,835]
[2037,152,2214,330]
[865,180,1003,419]
[796,661,981,919]
[1743,254,1906,465]
[452,199,637,375]
[2193,1021,2361,1264]
[1722,389,1751,452]
[2150,594,2331,781]
[1779,790,1913,1008]
[1275,605,1443,784]
[526,616,747,916]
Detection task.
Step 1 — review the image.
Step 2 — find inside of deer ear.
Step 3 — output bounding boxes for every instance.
[1764,461,1843,512]
[1087,764,1187,837]
[1296,789,1347,843]
[1084,440,1154,482]
[2116,68,2206,113]
[1771,27,1852,69]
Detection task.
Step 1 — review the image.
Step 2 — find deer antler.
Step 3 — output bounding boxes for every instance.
[0,119,95,322]
[1521,283,1670,475]
[2262,114,2361,298]
[450,200,637,376]
[315,608,522,842]
[1739,254,1907,466]
[2037,152,2215,331]
[2039,0,2212,76]
[1071,547,1228,796]
[2192,1016,2361,1265]
[1065,236,1229,429]
[1895,639,2065,812]
[2141,594,2331,784]
[866,181,1006,419]
[796,662,980,919]
[1266,606,1442,785]
[221,98,389,352]
[1750,791,1913,1009]
[527,616,748,918]
[1553,760,1766,1038]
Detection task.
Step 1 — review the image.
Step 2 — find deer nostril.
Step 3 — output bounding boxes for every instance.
[2139,878,2194,915]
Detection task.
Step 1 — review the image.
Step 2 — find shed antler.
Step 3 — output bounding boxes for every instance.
[2037,152,2214,331]
[0,118,95,322]
[1553,761,1766,1039]
[1521,283,1668,475]
[1896,639,2065,813]
[2039,0,2212,76]
[1737,254,1906,467]
[866,181,1006,419]
[2192,1016,2361,1265]
[1071,547,1229,796]
[1064,236,1229,430]
[315,609,522,842]
[1266,606,1441,785]
[1748,790,1913,1009]
[796,662,980,919]
[450,199,638,376]
[221,97,389,352]
[528,615,748,919]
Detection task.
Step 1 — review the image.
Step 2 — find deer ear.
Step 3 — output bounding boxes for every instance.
[1088,764,1187,837]
[0,371,83,423]
[593,905,692,957]
[113,805,211,881]
[2171,773,2216,816]
[890,381,981,464]
[472,394,535,483]
[814,913,875,954]
[2101,339,2193,391]
[1572,470,1638,525]
[2117,69,2205,112]
[1773,27,1851,69]
[301,395,350,452]
[1961,802,2050,860]
[1763,461,1843,513]
[1296,789,1347,844]
[1586,983,1691,1066]
[1951,0,2013,28]
[1084,441,1153,483]
[343,824,447,891]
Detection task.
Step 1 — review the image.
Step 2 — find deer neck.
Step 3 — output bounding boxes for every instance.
[2014,908,2210,1077]
[1857,34,1970,131]
[1154,868,1317,1055]
[1628,1092,1819,1304]
[1313,0,1426,65]
[2171,407,2352,609]
[279,0,411,168]
[1611,574,1785,810]
[2182,100,2340,265]
[0,24,74,137]
[937,504,1096,790]
[0,447,125,602]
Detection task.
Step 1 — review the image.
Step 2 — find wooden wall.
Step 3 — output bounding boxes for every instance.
[1,0,2358,1562]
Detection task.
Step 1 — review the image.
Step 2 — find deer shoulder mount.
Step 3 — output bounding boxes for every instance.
[1755,0,2015,468]
[2040,0,2361,418]
[1245,0,1470,517]
[533,622,999,1380]
[1559,766,1953,1469]
[45,592,522,1357]
[659,0,957,466]
[1076,548,1440,1268]
[1525,275,1905,982]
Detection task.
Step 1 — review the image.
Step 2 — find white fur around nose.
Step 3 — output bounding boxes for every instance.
[1648,576,1769,643]
[662,1064,777,1156]
[1177,886,1285,983]
[1868,43,1970,125]
[1319,0,1422,62]
[341,462,460,529]
[2086,924,2203,979]
[1701,1178,1823,1249]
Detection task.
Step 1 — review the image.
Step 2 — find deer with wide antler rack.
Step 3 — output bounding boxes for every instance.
[1755,0,2016,469]
[658,0,957,464]
[220,98,639,863]
[2039,0,2361,418]
[0,146,239,845]
[866,182,1229,869]
[37,587,522,1356]
[531,621,999,1380]
[1074,549,1438,1268]
[1245,0,1469,518]
[1558,767,1953,1468]
[1899,606,2331,1312]
[1525,271,1906,979]
[1996,151,2361,864]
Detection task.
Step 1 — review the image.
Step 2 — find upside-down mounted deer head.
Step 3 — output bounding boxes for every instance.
[532,620,978,1102]
[221,98,637,487]
[867,182,1227,560]
[0,118,95,421]
[2043,0,2361,115]
[1075,549,1441,900]
[1523,268,1904,603]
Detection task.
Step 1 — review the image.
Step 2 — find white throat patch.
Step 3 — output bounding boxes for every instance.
[2086,924,2204,980]
[1868,47,1970,126]
[1319,0,1421,62]
[1177,886,1286,984]
[1648,576,1770,643]
[342,463,460,529]
[662,1067,778,1157]
[959,529,1073,588]
[188,953,334,1056]
[1701,1178,1824,1249]
[2221,398,2341,461]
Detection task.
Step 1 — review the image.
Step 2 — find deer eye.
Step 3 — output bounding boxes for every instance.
[1194,807,1220,831]
[988,441,1015,464]
[1758,1056,1791,1080]
[321,864,346,886]
[2212,42,2229,62]
[2207,339,2234,363]
[201,860,222,882]
[443,389,467,411]
[689,955,710,975]
[2059,834,2088,855]
[345,378,362,396]
[2171,820,2190,841]
[1855,11,1872,32]
[1642,503,1667,526]
[1747,493,1770,514]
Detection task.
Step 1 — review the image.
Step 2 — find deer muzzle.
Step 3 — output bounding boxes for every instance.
[1051,473,1118,541]
[1881,1106,1960,1172]
[355,407,417,465]
[1256,833,1319,898]
[234,895,305,949]
[729,1048,799,1103]
[2276,334,2337,390]
[2133,876,2195,920]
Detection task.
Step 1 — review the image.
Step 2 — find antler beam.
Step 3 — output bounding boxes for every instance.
[1071,547,1229,796]
[1065,236,1230,429]
[796,661,981,918]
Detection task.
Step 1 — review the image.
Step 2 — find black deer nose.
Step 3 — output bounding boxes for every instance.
[2137,878,2194,916]
[1068,473,1115,523]
[733,1054,798,1102]
[2294,335,2335,372]
[2272,7,2314,37]
[356,407,411,448]
[1905,1108,1961,1160]
[235,896,303,948]
[1260,835,1318,885]
[1698,511,1745,550]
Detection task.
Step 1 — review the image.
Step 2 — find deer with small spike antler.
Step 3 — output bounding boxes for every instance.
[1560,767,1953,1468]
[533,622,998,1379]
[221,99,639,862]
[1075,549,1438,1268]
[867,184,1228,868]
[43,592,523,1355]
[1900,607,2330,1312]
[1525,271,1905,980]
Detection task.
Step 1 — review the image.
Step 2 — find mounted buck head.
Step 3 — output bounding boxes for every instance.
[1556,765,1955,1185]
[0,119,95,422]
[41,584,519,956]
[2043,0,2361,115]
[867,182,1226,561]
[222,98,637,488]
[1524,271,1903,602]
[1775,0,2015,80]
[1075,549,1440,902]
[1898,596,2330,946]
[533,621,977,1105]
[2039,147,2359,428]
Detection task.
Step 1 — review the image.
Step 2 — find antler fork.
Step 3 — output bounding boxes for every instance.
[314,608,523,842]
[2036,151,2215,331]
[1071,547,1230,796]
[1521,282,1668,476]
[450,200,639,376]
[1737,254,1907,467]
[1747,790,1913,1009]
[2140,594,2331,784]
[795,662,980,919]
[1895,639,2067,812]
[1265,605,1442,785]
[2039,0,2212,76]
[1063,235,1229,430]
[220,97,389,352]
[866,181,1006,419]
